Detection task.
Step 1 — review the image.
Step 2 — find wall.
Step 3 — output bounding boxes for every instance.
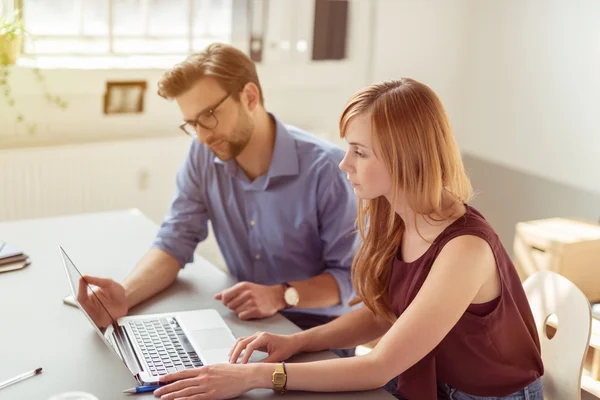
[1,0,472,148]
[3,0,600,273]
[0,66,182,145]
[465,154,600,256]
[0,136,189,222]
[367,0,600,197]
[5,1,598,193]
[0,135,229,270]
[0,0,376,148]
[457,0,600,195]
[5,1,598,199]
[370,0,471,123]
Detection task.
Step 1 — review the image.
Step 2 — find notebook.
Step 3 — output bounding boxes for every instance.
[0,259,30,273]
[0,241,24,260]
[0,241,29,272]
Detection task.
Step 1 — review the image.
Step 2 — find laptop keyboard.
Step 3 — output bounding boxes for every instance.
[128,317,203,376]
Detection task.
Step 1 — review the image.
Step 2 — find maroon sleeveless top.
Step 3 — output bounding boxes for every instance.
[389,205,543,399]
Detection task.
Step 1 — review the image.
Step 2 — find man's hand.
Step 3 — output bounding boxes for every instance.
[77,275,128,328]
[215,282,286,320]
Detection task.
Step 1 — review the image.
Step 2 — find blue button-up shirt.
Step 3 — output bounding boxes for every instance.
[153,115,357,317]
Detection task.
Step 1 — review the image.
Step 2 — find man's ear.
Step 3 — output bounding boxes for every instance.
[241,82,261,111]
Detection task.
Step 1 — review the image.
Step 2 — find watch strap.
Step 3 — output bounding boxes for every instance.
[272,362,287,394]
[281,361,287,394]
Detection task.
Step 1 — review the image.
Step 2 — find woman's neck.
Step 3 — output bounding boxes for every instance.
[395,195,466,241]
[394,198,466,262]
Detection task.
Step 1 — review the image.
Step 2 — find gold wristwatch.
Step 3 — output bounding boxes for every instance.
[272,362,287,394]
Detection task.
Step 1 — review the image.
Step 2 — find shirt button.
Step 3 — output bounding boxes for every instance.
[250,220,255,227]
[255,254,261,260]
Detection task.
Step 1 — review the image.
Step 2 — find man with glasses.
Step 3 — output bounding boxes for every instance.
[78,43,357,357]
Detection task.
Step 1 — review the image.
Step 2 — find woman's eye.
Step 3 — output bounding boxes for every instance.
[354,151,365,158]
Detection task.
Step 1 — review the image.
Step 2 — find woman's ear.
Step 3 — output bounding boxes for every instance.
[241,82,260,111]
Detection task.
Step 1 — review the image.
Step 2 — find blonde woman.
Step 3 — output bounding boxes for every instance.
[153,79,544,400]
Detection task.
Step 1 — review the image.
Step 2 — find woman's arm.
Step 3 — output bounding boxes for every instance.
[228,305,391,364]
[295,305,392,352]
[155,235,498,398]
[255,235,498,392]
[249,356,386,392]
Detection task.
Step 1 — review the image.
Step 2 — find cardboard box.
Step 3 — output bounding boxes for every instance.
[514,218,600,302]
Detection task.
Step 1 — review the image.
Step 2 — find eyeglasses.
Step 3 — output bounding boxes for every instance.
[180,91,232,137]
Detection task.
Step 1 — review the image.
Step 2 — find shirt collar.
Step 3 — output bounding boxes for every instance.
[268,116,300,178]
[213,114,299,179]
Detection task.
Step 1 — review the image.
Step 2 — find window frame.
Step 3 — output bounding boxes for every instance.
[15,0,235,57]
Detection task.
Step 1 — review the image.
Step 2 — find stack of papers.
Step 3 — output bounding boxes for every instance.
[0,241,30,273]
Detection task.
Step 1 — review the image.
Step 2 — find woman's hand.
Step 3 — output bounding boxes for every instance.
[228,331,304,364]
[154,364,258,400]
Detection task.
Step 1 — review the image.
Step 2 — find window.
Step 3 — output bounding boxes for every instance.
[19,0,233,55]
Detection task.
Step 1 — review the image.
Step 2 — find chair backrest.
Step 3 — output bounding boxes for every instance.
[523,270,592,400]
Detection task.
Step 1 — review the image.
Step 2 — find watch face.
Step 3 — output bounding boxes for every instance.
[284,287,300,306]
[273,372,286,385]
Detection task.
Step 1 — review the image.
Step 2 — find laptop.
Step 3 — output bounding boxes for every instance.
[60,246,237,385]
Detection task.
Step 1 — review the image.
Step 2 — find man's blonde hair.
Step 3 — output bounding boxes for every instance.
[157,43,264,104]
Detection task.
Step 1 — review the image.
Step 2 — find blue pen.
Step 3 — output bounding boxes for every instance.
[122,384,162,394]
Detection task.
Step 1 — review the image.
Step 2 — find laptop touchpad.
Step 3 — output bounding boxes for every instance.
[190,327,235,350]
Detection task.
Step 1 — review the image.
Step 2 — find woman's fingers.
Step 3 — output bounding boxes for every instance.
[155,380,204,400]
[241,336,267,364]
[229,334,260,363]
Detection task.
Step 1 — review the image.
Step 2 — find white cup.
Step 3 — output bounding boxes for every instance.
[47,392,99,400]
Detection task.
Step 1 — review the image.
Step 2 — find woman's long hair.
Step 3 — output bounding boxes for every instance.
[340,79,472,321]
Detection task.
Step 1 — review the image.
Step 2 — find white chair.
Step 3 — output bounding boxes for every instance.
[523,270,592,400]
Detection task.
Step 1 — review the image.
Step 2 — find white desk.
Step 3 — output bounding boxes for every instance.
[0,210,393,399]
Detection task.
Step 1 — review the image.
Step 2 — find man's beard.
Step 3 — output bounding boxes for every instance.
[210,111,253,161]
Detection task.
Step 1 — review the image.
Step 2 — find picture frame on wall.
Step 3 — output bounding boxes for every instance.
[104,81,147,115]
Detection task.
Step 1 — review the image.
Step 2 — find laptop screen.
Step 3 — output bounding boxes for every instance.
[60,246,143,379]
[60,247,116,336]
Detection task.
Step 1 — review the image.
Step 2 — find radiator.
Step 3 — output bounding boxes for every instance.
[0,137,191,223]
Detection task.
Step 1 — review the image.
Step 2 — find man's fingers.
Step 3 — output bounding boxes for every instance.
[238,308,260,321]
[234,300,254,316]
[219,284,240,304]
[214,291,223,300]
[220,282,247,304]
[82,275,113,288]
[226,291,251,310]
[77,277,90,304]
